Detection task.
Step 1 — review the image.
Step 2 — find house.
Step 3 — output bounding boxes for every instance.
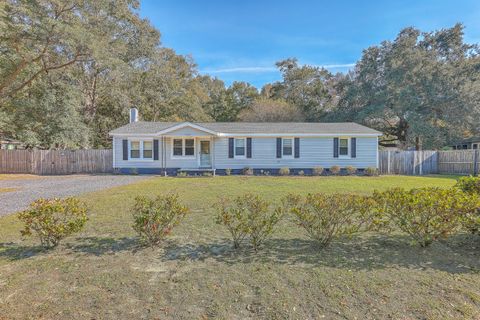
[451,137,480,150]
[108,108,382,175]
[0,138,25,150]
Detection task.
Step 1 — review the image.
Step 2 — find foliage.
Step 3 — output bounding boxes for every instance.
[177,171,188,177]
[286,193,374,247]
[330,165,341,175]
[455,176,480,195]
[365,167,379,176]
[215,193,283,251]
[346,166,357,175]
[243,167,254,176]
[131,193,190,246]
[372,187,480,247]
[18,198,88,248]
[225,168,232,176]
[313,166,324,176]
[332,24,480,149]
[298,170,305,176]
[279,167,290,176]
[238,97,304,122]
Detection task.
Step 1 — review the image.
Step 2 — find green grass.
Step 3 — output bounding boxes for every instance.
[1,175,480,319]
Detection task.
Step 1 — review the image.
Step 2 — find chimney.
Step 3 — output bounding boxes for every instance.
[129,107,139,123]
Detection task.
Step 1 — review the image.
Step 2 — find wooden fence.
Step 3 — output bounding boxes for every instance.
[379,150,480,175]
[1,149,479,176]
[0,149,113,175]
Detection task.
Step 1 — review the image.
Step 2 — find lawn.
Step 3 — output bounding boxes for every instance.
[1,175,479,319]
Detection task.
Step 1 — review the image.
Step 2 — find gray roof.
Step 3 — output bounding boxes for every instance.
[109,121,382,135]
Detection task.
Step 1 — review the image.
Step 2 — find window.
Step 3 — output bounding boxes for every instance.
[185,139,195,156]
[172,138,195,157]
[129,140,152,160]
[234,138,245,157]
[282,138,293,156]
[173,139,183,156]
[143,141,153,159]
[130,141,140,159]
[339,138,349,156]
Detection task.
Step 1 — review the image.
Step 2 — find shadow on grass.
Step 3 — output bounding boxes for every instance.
[66,236,140,256]
[161,233,480,274]
[0,242,46,261]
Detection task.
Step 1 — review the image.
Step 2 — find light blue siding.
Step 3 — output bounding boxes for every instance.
[113,136,378,170]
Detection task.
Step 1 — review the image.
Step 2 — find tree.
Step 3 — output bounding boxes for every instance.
[332,24,480,149]
[266,58,337,121]
[238,97,305,122]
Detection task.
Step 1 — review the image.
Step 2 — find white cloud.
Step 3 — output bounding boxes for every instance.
[200,63,355,74]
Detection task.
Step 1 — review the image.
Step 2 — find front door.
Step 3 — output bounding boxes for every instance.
[199,140,211,167]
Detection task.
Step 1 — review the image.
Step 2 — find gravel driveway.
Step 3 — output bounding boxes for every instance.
[0,175,151,216]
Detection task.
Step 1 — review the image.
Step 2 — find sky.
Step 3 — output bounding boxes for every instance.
[139,0,480,88]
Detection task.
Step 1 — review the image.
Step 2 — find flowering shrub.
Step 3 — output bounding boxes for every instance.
[346,166,357,175]
[372,187,480,246]
[132,193,190,246]
[18,198,88,248]
[286,193,374,247]
[225,168,232,176]
[364,167,379,176]
[455,176,480,194]
[279,167,290,176]
[312,166,324,176]
[330,165,341,175]
[215,193,283,251]
[243,167,254,175]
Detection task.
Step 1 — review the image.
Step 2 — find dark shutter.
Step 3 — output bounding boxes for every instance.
[228,138,234,158]
[294,138,300,158]
[153,139,159,160]
[122,139,128,160]
[351,138,356,158]
[276,138,282,158]
[333,138,339,158]
[246,138,252,158]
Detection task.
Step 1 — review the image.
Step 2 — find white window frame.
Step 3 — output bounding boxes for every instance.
[128,139,154,161]
[171,137,196,159]
[234,137,246,159]
[338,137,350,158]
[281,137,295,158]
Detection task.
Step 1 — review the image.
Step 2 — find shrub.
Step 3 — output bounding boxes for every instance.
[312,166,324,176]
[364,167,379,176]
[346,166,357,175]
[18,198,88,248]
[329,165,341,175]
[225,168,232,176]
[132,193,190,246]
[243,167,254,176]
[279,167,290,176]
[455,176,480,195]
[130,168,139,175]
[203,171,213,177]
[215,193,283,251]
[286,193,374,247]
[298,170,305,176]
[177,171,188,177]
[372,188,480,247]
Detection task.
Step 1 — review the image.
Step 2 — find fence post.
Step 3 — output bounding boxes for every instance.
[387,151,391,174]
[474,149,479,176]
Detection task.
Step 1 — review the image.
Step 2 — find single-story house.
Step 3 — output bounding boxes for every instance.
[0,138,25,150]
[452,137,480,150]
[108,108,382,175]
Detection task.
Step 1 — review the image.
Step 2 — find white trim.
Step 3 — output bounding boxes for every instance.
[281,137,295,158]
[198,139,212,168]
[112,137,116,168]
[338,137,351,159]
[128,139,154,161]
[171,137,196,159]
[110,132,382,137]
[376,136,379,168]
[233,137,247,159]
[156,122,218,136]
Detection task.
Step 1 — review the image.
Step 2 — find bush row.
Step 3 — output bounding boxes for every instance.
[18,176,480,250]
[225,166,379,176]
